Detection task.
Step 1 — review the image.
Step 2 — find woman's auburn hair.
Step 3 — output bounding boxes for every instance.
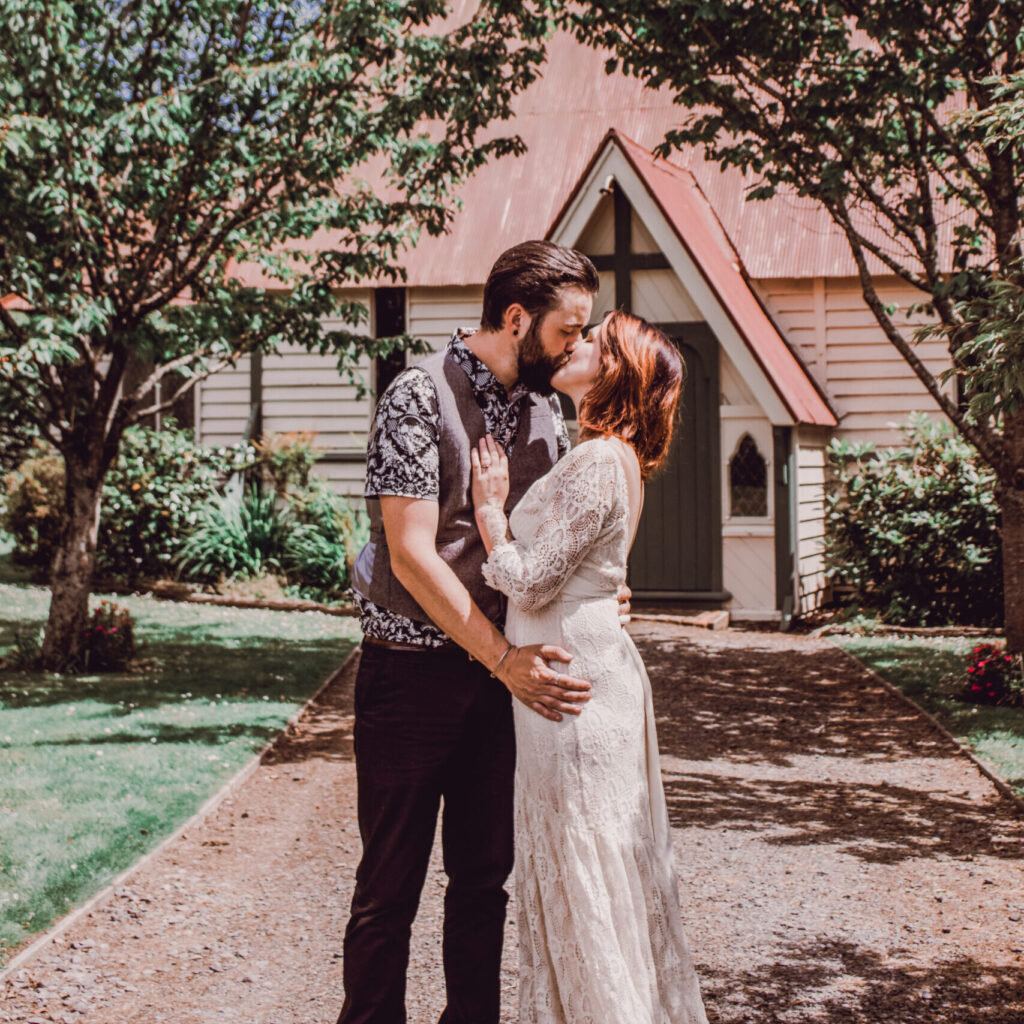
[577,310,685,481]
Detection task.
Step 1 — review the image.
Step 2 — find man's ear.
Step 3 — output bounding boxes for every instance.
[503,303,531,338]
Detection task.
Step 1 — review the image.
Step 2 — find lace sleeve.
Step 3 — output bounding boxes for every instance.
[482,444,624,612]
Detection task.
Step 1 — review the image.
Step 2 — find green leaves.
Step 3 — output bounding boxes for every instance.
[0,0,551,442]
[825,415,1002,628]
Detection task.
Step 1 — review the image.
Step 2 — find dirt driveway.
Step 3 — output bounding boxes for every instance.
[3,623,1023,1024]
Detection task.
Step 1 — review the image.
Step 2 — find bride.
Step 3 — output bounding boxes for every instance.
[470,309,709,1024]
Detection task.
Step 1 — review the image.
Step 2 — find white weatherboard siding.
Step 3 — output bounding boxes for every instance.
[261,347,371,453]
[311,459,370,505]
[197,293,372,501]
[197,355,252,447]
[794,428,830,612]
[757,276,953,446]
[407,286,484,358]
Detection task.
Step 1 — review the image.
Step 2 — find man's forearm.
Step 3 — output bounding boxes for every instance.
[392,549,510,670]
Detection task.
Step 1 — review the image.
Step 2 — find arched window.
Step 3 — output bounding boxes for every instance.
[730,434,768,517]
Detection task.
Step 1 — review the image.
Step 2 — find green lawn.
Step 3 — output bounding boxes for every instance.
[837,634,1024,798]
[0,580,360,965]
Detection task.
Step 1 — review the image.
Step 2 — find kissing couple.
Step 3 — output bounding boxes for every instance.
[339,240,708,1024]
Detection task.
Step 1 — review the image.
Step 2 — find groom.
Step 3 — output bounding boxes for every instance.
[339,241,615,1024]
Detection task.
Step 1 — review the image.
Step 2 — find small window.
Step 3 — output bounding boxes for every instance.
[730,434,768,517]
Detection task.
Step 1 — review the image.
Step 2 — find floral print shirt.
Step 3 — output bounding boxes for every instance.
[356,328,570,646]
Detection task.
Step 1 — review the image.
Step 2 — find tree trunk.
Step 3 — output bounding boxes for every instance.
[40,453,104,671]
[1002,409,1024,654]
[1004,486,1024,653]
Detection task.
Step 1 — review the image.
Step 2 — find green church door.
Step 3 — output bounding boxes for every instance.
[628,322,724,599]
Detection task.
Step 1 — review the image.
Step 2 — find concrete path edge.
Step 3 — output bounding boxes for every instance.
[0,643,362,983]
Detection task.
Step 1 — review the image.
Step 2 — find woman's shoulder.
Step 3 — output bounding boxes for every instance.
[559,436,630,472]
[550,438,629,494]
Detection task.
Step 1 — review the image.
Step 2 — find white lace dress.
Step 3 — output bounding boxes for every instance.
[482,438,708,1024]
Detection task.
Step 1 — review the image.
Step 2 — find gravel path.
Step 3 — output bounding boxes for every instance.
[3,623,1023,1024]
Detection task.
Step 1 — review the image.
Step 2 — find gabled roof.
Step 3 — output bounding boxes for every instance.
[549,130,836,428]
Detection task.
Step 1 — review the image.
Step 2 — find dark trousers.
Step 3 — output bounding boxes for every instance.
[336,643,516,1024]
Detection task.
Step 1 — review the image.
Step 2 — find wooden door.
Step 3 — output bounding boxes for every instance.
[629,323,723,599]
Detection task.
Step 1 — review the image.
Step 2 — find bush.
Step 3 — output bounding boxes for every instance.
[177,480,365,603]
[0,623,44,671]
[285,484,365,600]
[98,423,256,580]
[2,424,255,580]
[958,642,1024,706]
[2,443,65,571]
[83,600,137,672]
[825,415,1001,627]
[254,431,321,497]
[2,422,364,603]
[175,485,295,582]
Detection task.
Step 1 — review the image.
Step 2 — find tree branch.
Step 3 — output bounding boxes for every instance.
[832,198,1002,468]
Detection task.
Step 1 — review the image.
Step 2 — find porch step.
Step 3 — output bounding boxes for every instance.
[630,609,730,631]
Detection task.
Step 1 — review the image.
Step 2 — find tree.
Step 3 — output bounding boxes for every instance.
[0,0,547,669]
[552,0,1024,647]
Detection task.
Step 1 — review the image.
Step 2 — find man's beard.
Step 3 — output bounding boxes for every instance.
[516,317,564,396]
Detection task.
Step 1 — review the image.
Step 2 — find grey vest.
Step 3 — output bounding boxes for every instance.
[351,350,560,625]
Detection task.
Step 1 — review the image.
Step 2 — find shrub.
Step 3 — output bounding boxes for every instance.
[2,443,65,571]
[0,624,44,671]
[176,479,365,603]
[83,600,137,672]
[2,425,255,580]
[825,415,1001,627]
[175,486,295,582]
[958,642,1024,706]
[254,431,321,497]
[98,423,256,581]
[285,484,365,601]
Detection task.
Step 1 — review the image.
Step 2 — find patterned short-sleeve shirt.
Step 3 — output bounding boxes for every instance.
[356,328,570,646]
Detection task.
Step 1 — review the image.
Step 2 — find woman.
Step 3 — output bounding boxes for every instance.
[470,310,709,1024]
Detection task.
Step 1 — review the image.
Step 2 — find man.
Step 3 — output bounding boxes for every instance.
[339,241,619,1024]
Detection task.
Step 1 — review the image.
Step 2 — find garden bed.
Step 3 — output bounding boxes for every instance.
[0,581,360,966]
[837,634,1024,798]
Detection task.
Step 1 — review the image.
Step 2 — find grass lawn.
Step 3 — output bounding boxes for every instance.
[0,579,360,966]
[837,634,1024,799]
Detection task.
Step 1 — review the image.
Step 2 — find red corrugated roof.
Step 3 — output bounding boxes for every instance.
[229,28,964,289]
[571,130,836,427]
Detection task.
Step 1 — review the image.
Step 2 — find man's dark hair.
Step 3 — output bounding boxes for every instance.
[480,240,599,331]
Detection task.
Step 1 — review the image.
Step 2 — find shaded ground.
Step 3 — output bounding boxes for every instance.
[2,624,1022,1023]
